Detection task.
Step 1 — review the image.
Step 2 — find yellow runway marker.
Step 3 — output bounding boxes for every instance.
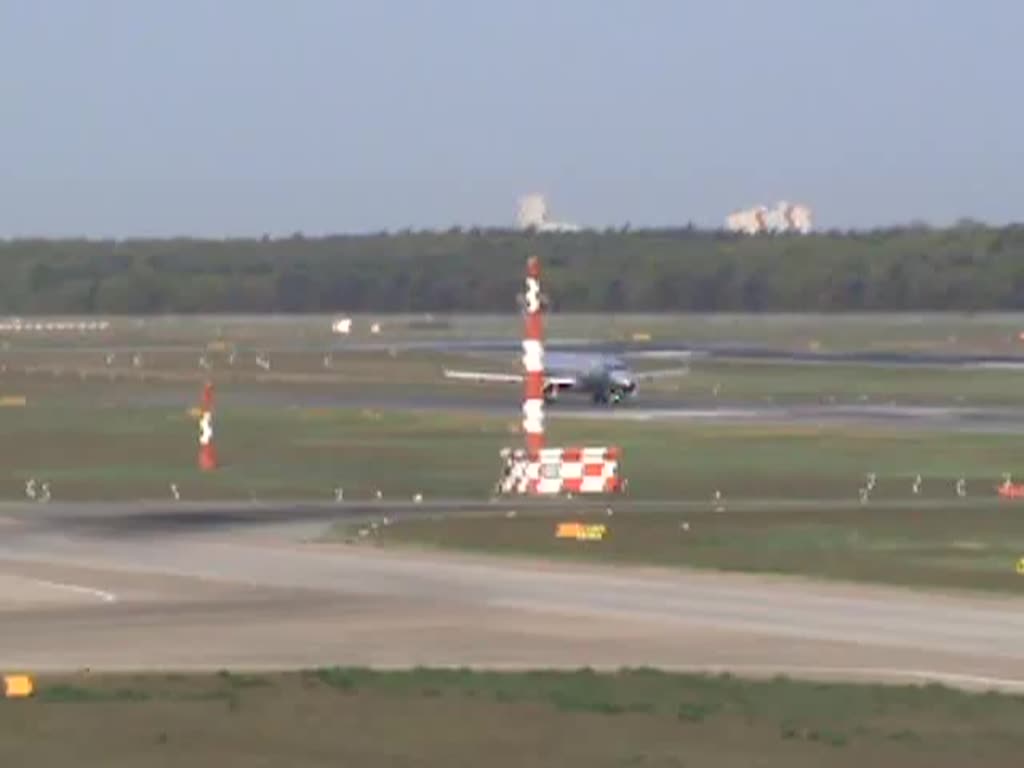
[1016,558,1024,575]
[0,395,27,407]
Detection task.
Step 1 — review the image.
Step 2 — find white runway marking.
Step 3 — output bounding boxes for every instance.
[31,579,117,604]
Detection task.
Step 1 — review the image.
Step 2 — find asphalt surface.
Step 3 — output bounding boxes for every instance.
[553,402,1024,433]
[2,500,1024,690]
[97,385,1024,434]
[214,394,1024,434]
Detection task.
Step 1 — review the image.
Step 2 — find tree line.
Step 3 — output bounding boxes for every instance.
[2,224,1023,314]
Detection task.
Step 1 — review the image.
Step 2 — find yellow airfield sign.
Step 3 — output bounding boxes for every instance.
[3,675,34,699]
[555,522,607,541]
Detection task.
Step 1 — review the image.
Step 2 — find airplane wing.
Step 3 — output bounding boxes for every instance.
[631,366,691,381]
[443,369,522,384]
[443,369,577,388]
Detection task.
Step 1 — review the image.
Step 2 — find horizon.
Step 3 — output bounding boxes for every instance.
[1,219,1019,243]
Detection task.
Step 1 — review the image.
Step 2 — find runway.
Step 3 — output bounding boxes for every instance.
[1,501,1023,690]
[552,401,1024,433]
[338,336,1024,369]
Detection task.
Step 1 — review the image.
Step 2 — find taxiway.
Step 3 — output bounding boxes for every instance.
[1,501,1023,691]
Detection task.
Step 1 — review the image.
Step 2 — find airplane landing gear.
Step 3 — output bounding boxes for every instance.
[592,390,624,406]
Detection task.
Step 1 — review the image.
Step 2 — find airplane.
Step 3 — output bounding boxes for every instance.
[443,350,691,405]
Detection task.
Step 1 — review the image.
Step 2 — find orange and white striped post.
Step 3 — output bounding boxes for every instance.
[495,255,626,497]
[197,381,217,471]
[522,256,545,458]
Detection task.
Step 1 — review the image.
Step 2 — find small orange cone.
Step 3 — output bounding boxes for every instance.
[198,381,217,471]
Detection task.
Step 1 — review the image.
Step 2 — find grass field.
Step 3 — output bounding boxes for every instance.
[343,504,1024,594]
[3,668,1023,767]
[4,324,1024,502]
[0,393,1021,503]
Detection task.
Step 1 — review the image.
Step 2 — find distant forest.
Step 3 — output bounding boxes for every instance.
[2,225,1024,314]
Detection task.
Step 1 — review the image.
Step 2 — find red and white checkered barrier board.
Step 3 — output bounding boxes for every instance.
[497,446,623,495]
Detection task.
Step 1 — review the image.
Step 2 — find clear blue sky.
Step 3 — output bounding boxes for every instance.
[1,0,1020,236]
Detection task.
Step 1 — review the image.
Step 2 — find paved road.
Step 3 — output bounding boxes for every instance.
[1,501,1023,690]
[552,402,1024,433]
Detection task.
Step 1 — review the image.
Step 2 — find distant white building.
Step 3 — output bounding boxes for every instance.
[726,206,768,235]
[516,194,580,232]
[726,201,813,235]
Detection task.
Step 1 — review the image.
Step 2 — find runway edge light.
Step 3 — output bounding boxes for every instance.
[3,674,35,699]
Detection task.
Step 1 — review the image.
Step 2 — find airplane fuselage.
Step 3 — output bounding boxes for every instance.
[543,352,638,405]
[442,349,680,408]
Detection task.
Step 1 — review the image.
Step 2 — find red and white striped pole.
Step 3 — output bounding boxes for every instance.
[522,255,545,457]
[197,381,218,471]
